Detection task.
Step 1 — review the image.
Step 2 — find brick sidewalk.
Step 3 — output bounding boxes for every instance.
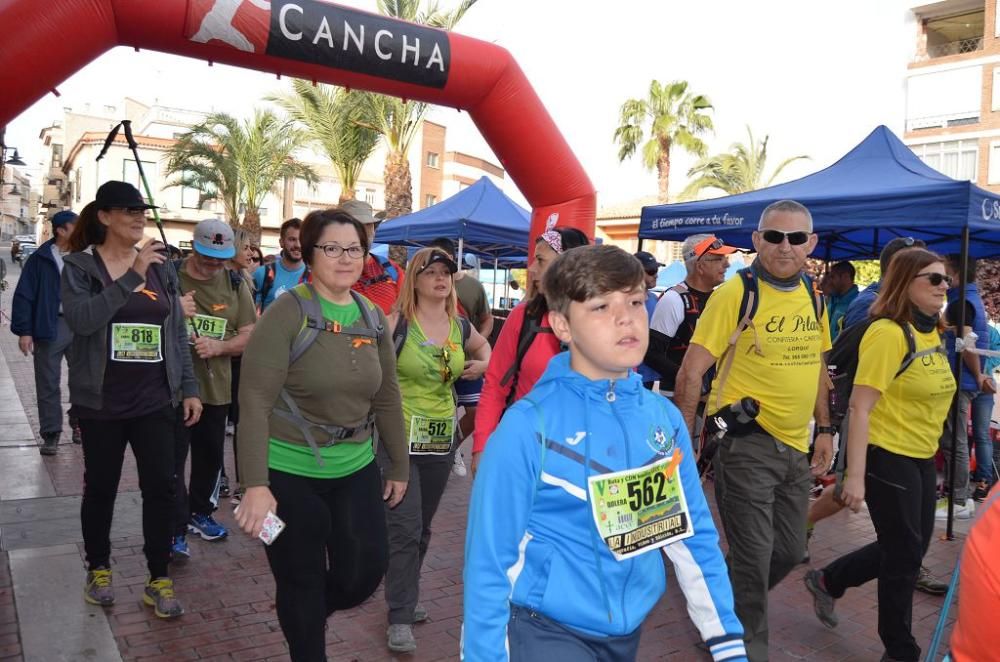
[0,258,964,661]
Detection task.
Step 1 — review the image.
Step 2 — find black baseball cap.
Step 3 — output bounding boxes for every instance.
[94,181,157,210]
[634,251,664,272]
[417,250,458,275]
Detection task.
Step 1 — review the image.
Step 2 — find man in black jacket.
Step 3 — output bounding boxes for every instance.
[11,210,78,455]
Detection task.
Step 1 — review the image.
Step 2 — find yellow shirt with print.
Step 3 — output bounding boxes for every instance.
[854,319,955,459]
[692,275,832,453]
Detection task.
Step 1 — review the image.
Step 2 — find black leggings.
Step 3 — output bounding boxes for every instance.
[265,462,388,662]
[79,405,176,579]
[226,357,242,482]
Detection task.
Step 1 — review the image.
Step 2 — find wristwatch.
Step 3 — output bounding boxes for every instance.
[816,425,836,436]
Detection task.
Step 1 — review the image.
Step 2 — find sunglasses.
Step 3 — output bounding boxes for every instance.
[644,268,659,277]
[695,237,725,259]
[111,207,149,217]
[913,272,952,287]
[439,347,453,384]
[760,229,811,246]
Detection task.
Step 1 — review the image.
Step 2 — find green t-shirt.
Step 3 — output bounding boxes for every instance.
[397,317,465,455]
[268,297,375,478]
[179,262,257,406]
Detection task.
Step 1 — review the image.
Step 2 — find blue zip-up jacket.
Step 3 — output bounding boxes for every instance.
[946,283,990,392]
[463,353,746,661]
[843,281,879,330]
[11,239,62,341]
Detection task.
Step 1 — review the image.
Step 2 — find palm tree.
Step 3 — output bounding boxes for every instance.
[270,80,381,203]
[365,0,480,264]
[613,80,714,203]
[165,110,317,239]
[680,127,809,199]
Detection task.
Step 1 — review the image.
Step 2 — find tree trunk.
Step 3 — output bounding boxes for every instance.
[384,149,413,266]
[339,189,355,203]
[242,208,262,244]
[657,137,671,204]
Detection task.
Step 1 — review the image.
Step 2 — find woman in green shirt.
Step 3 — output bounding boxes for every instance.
[383,247,491,654]
[235,208,408,662]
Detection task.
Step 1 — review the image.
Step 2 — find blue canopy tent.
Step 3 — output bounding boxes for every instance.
[639,125,1000,260]
[640,125,1000,537]
[374,176,531,263]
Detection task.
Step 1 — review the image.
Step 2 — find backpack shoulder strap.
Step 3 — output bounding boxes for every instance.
[713,269,763,411]
[800,273,825,323]
[288,284,323,365]
[393,315,409,358]
[349,290,384,341]
[459,316,472,350]
[260,263,277,303]
[895,322,945,377]
[501,308,549,389]
[737,268,758,324]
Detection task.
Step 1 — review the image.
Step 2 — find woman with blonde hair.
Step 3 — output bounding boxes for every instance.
[383,247,491,654]
[805,247,956,662]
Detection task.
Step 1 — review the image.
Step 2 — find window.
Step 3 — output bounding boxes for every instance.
[424,194,437,207]
[993,67,1000,111]
[122,159,157,190]
[989,141,1000,184]
[912,139,978,181]
[181,170,202,209]
[364,188,376,205]
[426,152,439,168]
[51,144,63,168]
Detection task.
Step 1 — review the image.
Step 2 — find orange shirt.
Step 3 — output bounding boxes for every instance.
[950,484,1000,660]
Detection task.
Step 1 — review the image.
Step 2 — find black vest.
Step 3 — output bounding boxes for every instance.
[660,282,712,391]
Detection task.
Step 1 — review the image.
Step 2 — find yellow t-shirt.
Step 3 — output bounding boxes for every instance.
[854,319,955,459]
[692,275,832,453]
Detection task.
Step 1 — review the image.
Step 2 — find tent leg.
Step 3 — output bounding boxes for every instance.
[457,238,464,270]
[637,237,644,252]
[493,256,499,308]
[946,225,971,540]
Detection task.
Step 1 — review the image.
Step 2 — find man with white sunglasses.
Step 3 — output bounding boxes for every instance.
[674,200,834,661]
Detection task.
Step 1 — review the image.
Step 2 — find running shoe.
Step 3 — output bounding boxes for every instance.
[188,513,228,541]
[387,624,417,653]
[218,475,230,498]
[39,433,58,456]
[413,603,428,623]
[71,423,82,445]
[801,526,814,565]
[230,488,243,506]
[453,451,468,477]
[972,480,990,503]
[935,498,975,520]
[83,567,114,607]
[143,577,184,619]
[803,569,838,629]
[171,535,191,562]
[915,566,948,596]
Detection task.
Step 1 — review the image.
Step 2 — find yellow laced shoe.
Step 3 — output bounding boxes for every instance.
[83,568,114,607]
[143,577,184,619]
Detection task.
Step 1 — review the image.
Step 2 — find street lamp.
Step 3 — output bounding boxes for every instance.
[0,142,27,241]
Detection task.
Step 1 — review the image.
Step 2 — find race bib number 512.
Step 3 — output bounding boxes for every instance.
[588,453,693,560]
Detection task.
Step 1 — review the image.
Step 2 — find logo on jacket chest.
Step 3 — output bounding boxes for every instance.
[646,425,675,456]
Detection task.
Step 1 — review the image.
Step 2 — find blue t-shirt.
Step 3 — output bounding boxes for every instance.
[253,260,307,311]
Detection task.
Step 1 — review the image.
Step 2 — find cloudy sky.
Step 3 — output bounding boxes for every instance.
[4,0,915,208]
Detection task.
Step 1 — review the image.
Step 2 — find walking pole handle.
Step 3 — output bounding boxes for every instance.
[96,122,122,162]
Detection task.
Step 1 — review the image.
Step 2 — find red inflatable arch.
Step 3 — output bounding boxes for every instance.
[0,0,595,246]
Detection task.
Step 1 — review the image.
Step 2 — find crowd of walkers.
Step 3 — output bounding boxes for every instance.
[11,182,996,661]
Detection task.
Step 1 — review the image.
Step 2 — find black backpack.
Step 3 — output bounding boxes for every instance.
[827,318,945,427]
[500,308,557,408]
[392,315,472,359]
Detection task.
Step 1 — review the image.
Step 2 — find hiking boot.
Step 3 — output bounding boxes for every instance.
[803,569,838,628]
[387,624,417,653]
[39,432,58,456]
[972,480,990,503]
[413,603,428,623]
[188,513,228,541]
[936,498,975,520]
[143,577,184,619]
[453,451,468,477]
[71,423,82,445]
[83,567,114,607]
[218,474,230,499]
[915,566,948,596]
[171,535,191,563]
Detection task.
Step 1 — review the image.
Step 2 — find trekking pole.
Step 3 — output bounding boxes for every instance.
[98,121,213,376]
[925,560,960,661]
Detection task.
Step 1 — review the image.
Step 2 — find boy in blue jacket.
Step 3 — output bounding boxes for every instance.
[463,245,746,661]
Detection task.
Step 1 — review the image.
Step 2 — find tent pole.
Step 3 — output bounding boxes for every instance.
[872,229,879,258]
[493,255,499,307]
[457,238,464,269]
[945,225,971,540]
[637,237,644,252]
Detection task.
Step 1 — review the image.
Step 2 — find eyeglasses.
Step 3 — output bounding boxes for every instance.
[760,229,811,246]
[111,207,148,217]
[316,243,365,259]
[913,272,952,287]
[439,347,453,384]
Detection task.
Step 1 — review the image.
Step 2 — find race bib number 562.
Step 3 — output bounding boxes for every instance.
[587,453,693,560]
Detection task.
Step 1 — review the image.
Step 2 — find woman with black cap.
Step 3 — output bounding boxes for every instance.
[62,181,202,619]
[383,247,491,654]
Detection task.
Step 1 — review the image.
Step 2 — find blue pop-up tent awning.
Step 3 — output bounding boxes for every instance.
[639,126,1000,259]
[374,176,530,261]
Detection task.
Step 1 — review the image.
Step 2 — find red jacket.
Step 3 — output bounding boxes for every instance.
[352,255,404,315]
[473,302,562,453]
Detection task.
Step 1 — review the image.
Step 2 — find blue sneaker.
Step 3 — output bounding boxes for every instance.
[188,513,228,541]
[171,535,191,562]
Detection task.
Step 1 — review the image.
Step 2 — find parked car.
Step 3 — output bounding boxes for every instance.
[16,242,37,265]
[10,234,35,262]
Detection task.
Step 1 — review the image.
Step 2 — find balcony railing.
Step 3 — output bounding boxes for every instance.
[927,36,984,59]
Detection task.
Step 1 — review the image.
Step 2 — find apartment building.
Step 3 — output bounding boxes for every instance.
[905,0,1000,190]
